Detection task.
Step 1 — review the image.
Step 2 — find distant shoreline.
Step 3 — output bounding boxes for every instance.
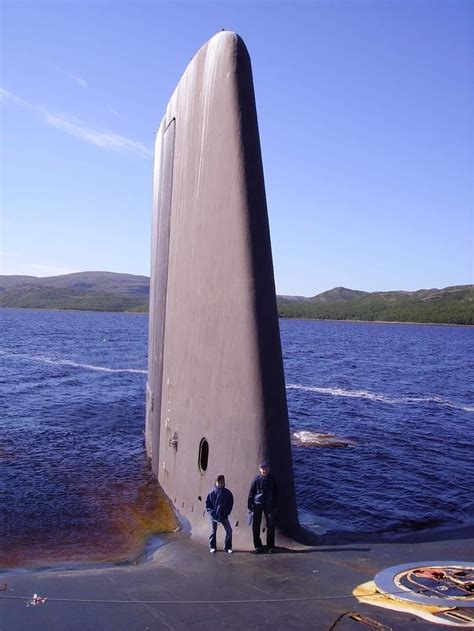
[0,306,148,315]
[1,273,472,325]
[280,316,474,328]
[1,306,472,327]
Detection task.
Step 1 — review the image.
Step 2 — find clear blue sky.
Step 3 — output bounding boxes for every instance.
[1,0,472,296]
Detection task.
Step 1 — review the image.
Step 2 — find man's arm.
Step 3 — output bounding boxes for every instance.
[205,491,214,513]
[247,479,256,511]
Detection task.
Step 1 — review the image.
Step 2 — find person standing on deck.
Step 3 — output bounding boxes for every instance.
[206,474,234,553]
[248,461,277,553]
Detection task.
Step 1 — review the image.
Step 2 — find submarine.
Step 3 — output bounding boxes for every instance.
[141,32,474,627]
[145,30,300,547]
[1,31,473,631]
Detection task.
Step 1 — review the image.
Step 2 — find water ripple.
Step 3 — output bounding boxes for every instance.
[286,383,474,412]
[0,350,147,374]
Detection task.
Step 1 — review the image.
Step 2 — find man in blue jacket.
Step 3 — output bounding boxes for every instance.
[248,461,277,553]
[206,474,234,553]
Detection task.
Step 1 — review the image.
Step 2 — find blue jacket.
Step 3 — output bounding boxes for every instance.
[206,487,234,522]
[248,474,277,511]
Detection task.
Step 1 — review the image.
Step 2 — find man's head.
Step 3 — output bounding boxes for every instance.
[259,461,270,477]
[215,474,225,488]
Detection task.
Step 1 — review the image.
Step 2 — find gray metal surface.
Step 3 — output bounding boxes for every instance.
[146,32,299,546]
[2,534,474,630]
[146,118,175,472]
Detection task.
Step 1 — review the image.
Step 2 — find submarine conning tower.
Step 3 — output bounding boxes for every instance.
[146,31,299,546]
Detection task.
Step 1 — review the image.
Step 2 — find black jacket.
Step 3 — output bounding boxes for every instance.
[206,487,234,522]
[248,474,277,511]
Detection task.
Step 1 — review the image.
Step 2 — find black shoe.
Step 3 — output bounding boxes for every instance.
[267,548,274,554]
[254,547,264,554]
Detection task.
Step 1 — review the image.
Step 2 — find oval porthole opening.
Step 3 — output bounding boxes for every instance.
[198,438,209,472]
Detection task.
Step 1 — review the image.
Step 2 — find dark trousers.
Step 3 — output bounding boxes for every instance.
[252,505,275,549]
[209,517,233,550]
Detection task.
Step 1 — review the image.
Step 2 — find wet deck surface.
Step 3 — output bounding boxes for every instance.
[1,533,473,630]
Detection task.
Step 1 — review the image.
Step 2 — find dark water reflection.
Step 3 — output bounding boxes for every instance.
[0,310,176,569]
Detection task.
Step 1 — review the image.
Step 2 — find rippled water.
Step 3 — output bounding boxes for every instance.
[283,319,474,536]
[0,310,176,569]
[1,309,473,567]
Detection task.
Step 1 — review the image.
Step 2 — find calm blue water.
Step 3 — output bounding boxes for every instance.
[1,309,473,565]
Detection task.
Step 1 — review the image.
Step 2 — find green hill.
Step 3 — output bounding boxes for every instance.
[0,271,149,296]
[308,287,369,303]
[277,285,474,325]
[0,272,148,312]
[0,286,148,312]
[0,273,472,324]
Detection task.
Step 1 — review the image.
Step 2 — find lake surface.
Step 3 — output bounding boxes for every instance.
[1,309,472,567]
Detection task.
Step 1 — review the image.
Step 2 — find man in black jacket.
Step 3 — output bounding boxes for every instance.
[206,474,234,553]
[248,461,277,553]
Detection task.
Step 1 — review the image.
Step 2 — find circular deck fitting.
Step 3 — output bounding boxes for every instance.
[374,561,474,608]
